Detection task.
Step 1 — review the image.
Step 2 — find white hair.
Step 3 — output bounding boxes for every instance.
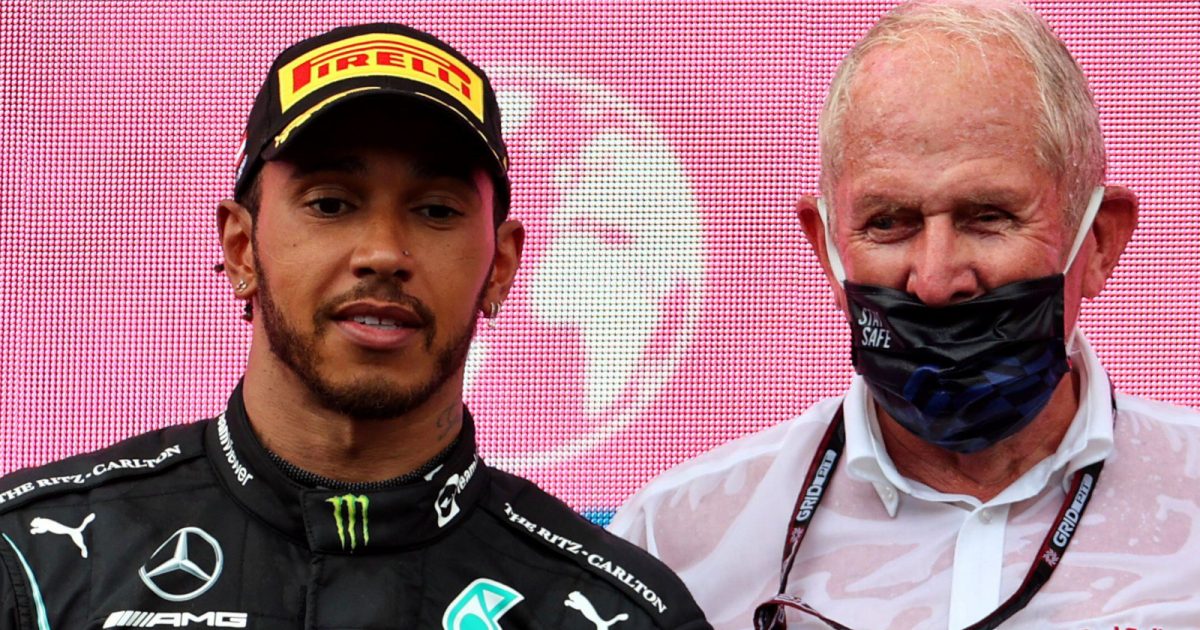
[819,0,1106,227]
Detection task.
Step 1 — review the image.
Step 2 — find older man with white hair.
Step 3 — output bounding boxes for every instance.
[611,1,1200,628]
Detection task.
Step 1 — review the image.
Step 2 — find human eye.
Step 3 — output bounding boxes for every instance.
[303,195,355,217]
[415,204,465,222]
[964,205,1015,232]
[868,214,897,230]
[864,210,919,242]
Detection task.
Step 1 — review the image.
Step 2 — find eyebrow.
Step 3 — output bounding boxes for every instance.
[852,195,918,216]
[852,188,1027,214]
[959,189,1024,208]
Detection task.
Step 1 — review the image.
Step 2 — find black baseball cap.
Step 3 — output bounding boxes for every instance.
[233,23,510,216]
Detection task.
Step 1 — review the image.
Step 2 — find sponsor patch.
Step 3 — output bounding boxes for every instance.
[139,527,224,602]
[29,513,95,558]
[436,456,478,528]
[327,494,370,551]
[442,578,523,630]
[0,444,184,507]
[102,611,247,628]
[503,502,667,615]
[216,414,253,486]
[277,32,485,121]
[565,590,630,629]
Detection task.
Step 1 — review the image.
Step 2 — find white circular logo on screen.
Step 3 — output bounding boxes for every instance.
[466,68,704,468]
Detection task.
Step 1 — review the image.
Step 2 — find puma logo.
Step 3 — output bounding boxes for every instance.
[30,513,96,558]
[565,590,629,629]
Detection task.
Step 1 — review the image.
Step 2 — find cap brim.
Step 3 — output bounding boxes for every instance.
[261,85,506,179]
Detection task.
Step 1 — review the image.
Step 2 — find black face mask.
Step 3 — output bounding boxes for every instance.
[844,275,1069,453]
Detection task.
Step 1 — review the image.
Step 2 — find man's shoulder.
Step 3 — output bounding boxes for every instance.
[614,396,840,520]
[1111,392,1200,470]
[0,420,211,517]
[480,466,711,628]
[1117,392,1200,429]
[606,396,838,599]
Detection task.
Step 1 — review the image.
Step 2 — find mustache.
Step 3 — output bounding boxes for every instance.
[316,280,436,327]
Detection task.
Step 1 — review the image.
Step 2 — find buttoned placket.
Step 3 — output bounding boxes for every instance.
[863,452,1064,629]
[947,501,1010,627]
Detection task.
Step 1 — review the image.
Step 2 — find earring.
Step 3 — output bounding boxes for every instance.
[236,279,253,322]
[487,301,501,329]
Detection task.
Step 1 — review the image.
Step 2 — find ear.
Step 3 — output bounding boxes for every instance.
[1079,185,1138,299]
[796,195,848,313]
[217,199,258,299]
[482,218,525,311]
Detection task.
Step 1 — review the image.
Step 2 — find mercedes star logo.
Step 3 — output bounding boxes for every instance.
[138,526,224,602]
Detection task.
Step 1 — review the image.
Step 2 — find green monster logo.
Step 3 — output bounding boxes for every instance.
[326,494,370,551]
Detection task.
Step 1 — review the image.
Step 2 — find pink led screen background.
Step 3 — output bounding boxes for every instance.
[2,1,1197,520]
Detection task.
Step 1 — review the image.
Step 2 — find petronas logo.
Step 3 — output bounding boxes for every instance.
[442,578,524,630]
[327,494,370,551]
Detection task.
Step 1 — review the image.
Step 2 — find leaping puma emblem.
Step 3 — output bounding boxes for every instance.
[30,513,96,558]
[565,590,629,629]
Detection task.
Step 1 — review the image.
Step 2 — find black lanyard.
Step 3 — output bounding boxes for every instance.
[754,403,1106,630]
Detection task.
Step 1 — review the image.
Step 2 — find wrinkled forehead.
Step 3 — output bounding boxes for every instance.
[838,35,1042,170]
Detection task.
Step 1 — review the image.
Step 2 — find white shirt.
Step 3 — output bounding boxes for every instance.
[610,334,1200,629]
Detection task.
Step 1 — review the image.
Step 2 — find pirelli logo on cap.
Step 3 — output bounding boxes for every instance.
[277,32,485,122]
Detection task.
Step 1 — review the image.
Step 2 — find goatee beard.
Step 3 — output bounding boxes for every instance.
[254,257,481,421]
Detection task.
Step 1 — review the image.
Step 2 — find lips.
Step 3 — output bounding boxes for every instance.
[331,302,427,350]
[335,302,424,326]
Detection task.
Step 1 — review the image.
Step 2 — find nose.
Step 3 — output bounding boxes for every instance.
[349,213,414,281]
[904,217,983,306]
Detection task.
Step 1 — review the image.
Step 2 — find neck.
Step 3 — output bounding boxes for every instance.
[878,369,1081,502]
[241,344,464,484]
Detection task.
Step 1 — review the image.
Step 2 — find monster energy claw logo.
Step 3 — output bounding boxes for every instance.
[327,494,370,551]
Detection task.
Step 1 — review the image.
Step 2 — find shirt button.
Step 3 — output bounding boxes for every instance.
[979,508,993,523]
[882,486,896,501]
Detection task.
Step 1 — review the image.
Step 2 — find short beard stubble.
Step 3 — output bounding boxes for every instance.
[253,247,485,422]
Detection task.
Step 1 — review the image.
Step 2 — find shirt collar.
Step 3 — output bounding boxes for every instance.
[843,331,1115,517]
[205,381,488,553]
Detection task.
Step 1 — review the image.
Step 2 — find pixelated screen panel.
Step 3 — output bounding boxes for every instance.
[1,2,1197,520]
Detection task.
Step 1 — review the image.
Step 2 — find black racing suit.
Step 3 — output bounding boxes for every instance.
[0,385,711,629]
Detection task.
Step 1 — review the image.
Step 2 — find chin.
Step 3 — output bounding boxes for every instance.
[313,374,441,421]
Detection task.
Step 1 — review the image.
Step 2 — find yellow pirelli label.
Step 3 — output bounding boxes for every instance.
[277,32,485,122]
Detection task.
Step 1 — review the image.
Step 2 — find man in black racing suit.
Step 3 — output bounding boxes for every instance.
[0,22,710,630]
[0,386,708,629]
